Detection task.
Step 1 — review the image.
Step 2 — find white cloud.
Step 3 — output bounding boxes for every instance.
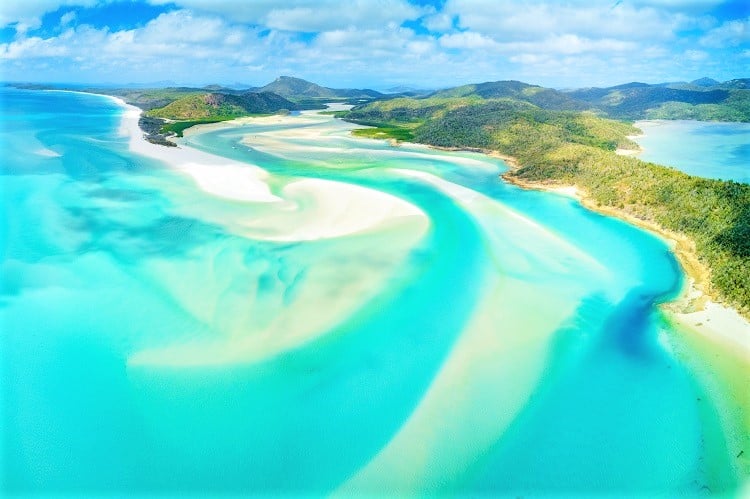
[628,0,724,8]
[699,17,749,47]
[684,49,708,61]
[60,11,76,26]
[439,31,637,56]
[439,32,500,50]
[442,0,681,42]
[0,0,746,89]
[1,10,262,71]
[423,12,454,32]
[148,0,425,31]
[266,0,423,31]
[0,0,99,30]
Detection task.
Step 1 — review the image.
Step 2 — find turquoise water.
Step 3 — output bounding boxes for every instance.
[0,89,741,496]
[632,120,750,183]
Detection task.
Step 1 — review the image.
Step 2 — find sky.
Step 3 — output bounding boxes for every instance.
[0,0,748,89]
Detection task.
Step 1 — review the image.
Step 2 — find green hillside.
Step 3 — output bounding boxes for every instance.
[343,96,750,314]
[429,80,591,111]
[565,81,750,121]
[413,78,750,121]
[89,87,205,110]
[259,75,383,100]
[260,76,337,99]
[146,92,297,120]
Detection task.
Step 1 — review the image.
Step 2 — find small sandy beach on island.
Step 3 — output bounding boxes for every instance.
[106,97,427,243]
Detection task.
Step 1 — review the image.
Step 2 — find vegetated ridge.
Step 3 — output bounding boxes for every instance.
[341,88,750,315]
[147,92,298,120]
[564,78,750,121]
[258,76,383,100]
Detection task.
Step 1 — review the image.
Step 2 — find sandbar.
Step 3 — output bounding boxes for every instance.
[108,96,428,242]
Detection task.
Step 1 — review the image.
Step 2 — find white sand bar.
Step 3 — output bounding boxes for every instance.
[111,97,428,242]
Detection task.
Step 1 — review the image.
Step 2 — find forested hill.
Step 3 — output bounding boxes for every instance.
[258,76,383,99]
[9,75,747,121]
[396,77,750,121]
[146,92,299,120]
[428,80,591,111]
[6,76,384,112]
[342,96,750,314]
[563,78,750,121]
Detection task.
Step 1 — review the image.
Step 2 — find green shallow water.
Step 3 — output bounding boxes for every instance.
[0,89,745,496]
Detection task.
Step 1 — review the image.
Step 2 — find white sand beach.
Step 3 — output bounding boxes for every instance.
[110,98,427,243]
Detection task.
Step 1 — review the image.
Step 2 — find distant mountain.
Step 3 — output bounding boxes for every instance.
[607,82,652,90]
[147,91,298,120]
[258,76,383,100]
[124,80,178,88]
[411,78,748,121]
[259,76,336,98]
[384,85,432,94]
[564,80,749,121]
[691,77,720,87]
[428,80,591,111]
[722,78,750,89]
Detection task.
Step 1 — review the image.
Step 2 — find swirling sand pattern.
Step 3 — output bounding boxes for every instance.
[1,88,747,496]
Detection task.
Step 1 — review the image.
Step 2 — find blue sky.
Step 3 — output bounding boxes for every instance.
[0,0,748,89]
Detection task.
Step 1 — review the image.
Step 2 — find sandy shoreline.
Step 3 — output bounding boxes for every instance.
[499,164,750,357]
[105,93,749,353]
[397,132,749,354]
[102,96,427,242]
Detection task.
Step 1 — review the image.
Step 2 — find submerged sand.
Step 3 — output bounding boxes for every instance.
[116,97,749,362]
[109,99,429,367]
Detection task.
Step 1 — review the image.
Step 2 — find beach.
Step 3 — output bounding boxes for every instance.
[5,87,747,494]
[112,98,428,243]
[500,167,750,351]
[121,96,749,363]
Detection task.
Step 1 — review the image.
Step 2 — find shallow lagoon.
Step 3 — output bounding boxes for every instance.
[1,89,744,495]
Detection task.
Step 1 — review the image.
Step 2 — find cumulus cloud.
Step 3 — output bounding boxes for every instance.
[59,11,76,26]
[0,0,746,88]
[442,0,686,41]
[147,0,425,31]
[0,0,99,31]
[684,49,709,60]
[699,17,749,47]
[1,9,263,73]
[423,12,454,32]
[439,32,500,50]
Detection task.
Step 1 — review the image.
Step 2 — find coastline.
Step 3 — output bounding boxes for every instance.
[497,153,749,485]
[616,128,646,157]
[498,160,750,357]
[388,134,749,356]
[102,94,427,243]
[92,91,750,350]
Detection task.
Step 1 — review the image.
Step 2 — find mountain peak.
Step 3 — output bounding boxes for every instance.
[258,76,382,99]
[691,77,720,87]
